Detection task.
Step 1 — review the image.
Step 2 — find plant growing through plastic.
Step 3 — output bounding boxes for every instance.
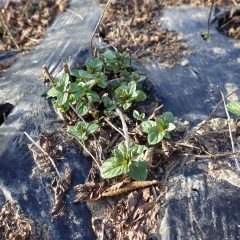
[47,50,175,181]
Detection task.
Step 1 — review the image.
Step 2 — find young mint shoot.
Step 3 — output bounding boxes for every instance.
[114,81,147,110]
[139,112,175,145]
[68,121,99,141]
[100,141,148,180]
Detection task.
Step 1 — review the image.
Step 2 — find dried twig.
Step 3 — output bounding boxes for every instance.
[24,132,61,178]
[148,105,163,120]
[207,0,215,38]
[90,0,112,57]
[43,65,54,84]
[220,91,240,170]
[200,88,240,129]
[69,132,101,169]
[116,108,130,149]
[0,11,20,50]
[104,117,125,138]
[184,150,240,159]
[66,8,84,20]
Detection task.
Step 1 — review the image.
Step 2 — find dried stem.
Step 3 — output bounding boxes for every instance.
[116,108,130,149]
[220,91,240,171]
[90,0,112,58]
[66,9,84,20]
[43,65,54,84]
[200,88,240,129]
[0,11,20,50]
[104,117,125,138]
[24,132,61,178]
[73,135,101,169]
[183,150,240,159]
[207,0,215,38]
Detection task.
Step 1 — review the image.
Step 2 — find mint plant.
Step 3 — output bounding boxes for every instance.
[100,141,148,180]
[47,73,70,110]
[133,110,145,121]
[139,112,175,145]
[115,81,146,110]
[68,121,99,141]
[227,101,240,116]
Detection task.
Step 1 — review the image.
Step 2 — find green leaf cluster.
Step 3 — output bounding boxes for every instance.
[100,141,148,180]
[68,121,99,141]
[139,112,175,145]
[115,81,146,110]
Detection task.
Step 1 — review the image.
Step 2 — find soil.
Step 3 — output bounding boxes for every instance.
[97,0,190,67]
[0,0,68,51]
[161,0,232,6]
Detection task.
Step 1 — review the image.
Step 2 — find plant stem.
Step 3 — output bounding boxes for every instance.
[220,91,240,171]
[207,0,215,38]
[104,117,125,138]
[90,0,112,58]
[116,108,130,149]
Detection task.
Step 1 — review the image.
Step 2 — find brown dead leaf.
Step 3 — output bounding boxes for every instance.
[0,201,34,240]
[51,168,71,218]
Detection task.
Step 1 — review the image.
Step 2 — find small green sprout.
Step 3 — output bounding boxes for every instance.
[139,112,175,145]
[100,141,148,180]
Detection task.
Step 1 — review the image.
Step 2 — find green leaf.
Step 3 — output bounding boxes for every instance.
[160,112,174,124]
[59,73,69,87]
[87,91,100,102]
[130,144,147,158]
[100,157,128,179]
[71,69,93,79]
[103,50,115,60]
[148,129,165,145]
[68,125,88,141]
[97,74,108,88]
[76,101,89,116]
[129,160,148,180]
[87,123,99,135]
[139,120,156,133]
[226,101,240,116]
[133,110,145,121]
[122,102,132,110]
[57,92,68,105]
[86,58,103,73]
[135,90,147,101]
[47,87,59,98]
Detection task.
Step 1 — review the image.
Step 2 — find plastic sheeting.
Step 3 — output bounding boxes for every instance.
[0,0,101,239]
[0,1,240,239]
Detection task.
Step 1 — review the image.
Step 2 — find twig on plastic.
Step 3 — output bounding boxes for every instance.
[220,91,240,171]
[90,0,112,58]
[24,132,61,178]
[66,9,84,20]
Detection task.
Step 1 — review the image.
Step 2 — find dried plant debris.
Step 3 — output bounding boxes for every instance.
[27,132,72,218]
[217,9,240,39]
[74,179,159,202]
[0,0,68,51]
[0,201,34,240]
[97,0,189,67]
[161,0,232,6]
[51,168,71,218]
[91,189,160,240]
